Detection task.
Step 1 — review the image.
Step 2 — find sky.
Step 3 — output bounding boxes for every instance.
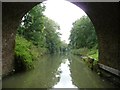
[43,0,86,44]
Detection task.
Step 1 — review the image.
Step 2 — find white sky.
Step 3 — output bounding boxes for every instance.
[43,0,86,44]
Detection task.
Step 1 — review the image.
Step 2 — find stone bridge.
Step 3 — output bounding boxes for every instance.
[2,2,119,77]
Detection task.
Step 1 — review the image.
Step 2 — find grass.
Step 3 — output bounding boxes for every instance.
[87,49,98,61]
[71,48,98,61]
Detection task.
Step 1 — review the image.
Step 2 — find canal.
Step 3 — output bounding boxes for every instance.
[2,54,115,88]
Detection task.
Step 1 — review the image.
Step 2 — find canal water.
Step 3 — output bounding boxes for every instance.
[2,54,115,88]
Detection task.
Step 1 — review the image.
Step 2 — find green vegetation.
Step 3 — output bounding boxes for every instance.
[15,35,38,71]
[15,4,67,71]
[69,16,97,49]
[87,49,98,61]
[15,4,98,72]
[68,16,98,70]
[71,48,88,56]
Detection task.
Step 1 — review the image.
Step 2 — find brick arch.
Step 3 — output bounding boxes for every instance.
[2,2,119,77]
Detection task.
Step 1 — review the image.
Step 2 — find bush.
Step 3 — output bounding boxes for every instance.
[15,35,38,71]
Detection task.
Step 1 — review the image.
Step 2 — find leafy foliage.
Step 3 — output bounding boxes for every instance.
[15,35,39,71]
[43,17,61,53]
[17,4,46,46]
[69,16,98,49]
[15,3,67,71]
[69,16,98,61]
[17,4,63,54]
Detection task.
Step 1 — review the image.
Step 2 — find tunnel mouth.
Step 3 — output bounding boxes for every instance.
[2,1,119,88]
[12,0,99,78]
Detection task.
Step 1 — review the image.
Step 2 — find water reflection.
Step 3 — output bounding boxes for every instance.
[68,55,115,88]
[53,59,77,88]
[3,54,115,88]
[3,54,65,88]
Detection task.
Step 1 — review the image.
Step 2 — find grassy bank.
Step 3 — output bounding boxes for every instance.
[14,35,48,72]
[71,48,98,60]
[71,48,99,71]
[87,49,98,61]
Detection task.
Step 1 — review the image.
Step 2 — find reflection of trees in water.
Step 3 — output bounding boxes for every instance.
[3,54,66,88]
[3,54,114,88]
[68,55,90,88]
[24,54,64,88]
[68,55,114,88]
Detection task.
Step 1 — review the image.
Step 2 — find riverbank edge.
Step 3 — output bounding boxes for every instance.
[72,53,120,88]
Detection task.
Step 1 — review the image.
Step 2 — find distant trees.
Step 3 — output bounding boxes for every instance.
[60,41,68,53]
[43,17,61,53]
[69,16,98,49]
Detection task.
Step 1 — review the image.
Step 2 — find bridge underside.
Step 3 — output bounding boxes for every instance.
[2,2,119,77]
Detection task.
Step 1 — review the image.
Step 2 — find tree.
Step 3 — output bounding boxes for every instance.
[17,4,46,46]
[17,4,63,54]
[43,17,62,53]
[69,16,97,49]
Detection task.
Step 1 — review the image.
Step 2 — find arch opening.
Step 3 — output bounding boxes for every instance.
[2,1,120,87]
[13,0,99,72]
